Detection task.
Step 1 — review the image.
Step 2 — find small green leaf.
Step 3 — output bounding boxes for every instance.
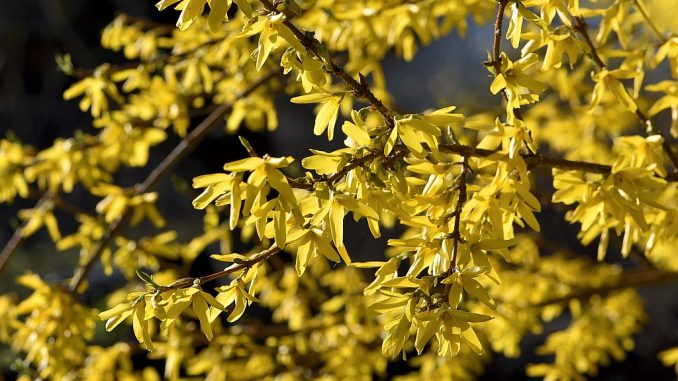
[136,269,159,288]
[238,136,255,155]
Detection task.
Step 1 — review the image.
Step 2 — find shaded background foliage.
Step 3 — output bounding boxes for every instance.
[0,0,676,379]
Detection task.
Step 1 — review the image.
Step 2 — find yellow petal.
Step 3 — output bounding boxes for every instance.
[341,121,371,146]
[192,293,213,340]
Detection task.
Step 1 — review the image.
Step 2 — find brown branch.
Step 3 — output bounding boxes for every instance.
[492,0,509,68]
[572,16,606,68]
[139,71,277,193]
[571,16,678,172]
[69,33,224,79]
[291,148,406,190]
[286,140,678,195]
[487,0,524,120]
[258,1,535,196]
[635,114,678,174]
[67,71,278,292]
[284,142,404,191]
[68,216,127,291]
[632,0,667,44]
[443,156,469,297]
[533,269,678,307]
[226,318,344,339]
[29,187,89,216]
[327,151,381,183]
[242,137,382,191]
[25,188,176,268]
[260,0,674,181]
[287,127,678,194]
[258,0,395,128]
[451,157,469,267]
[0,192,54,276]
[438,143,678,181]
[157,245,281,292]
[119,13,175,33]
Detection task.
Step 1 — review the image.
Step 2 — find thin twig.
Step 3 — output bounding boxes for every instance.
[258,0,395,128]
[119,13,176,33]
[0,192,53,275]
[533,269,678,307]
[327,151,381,183]
[572,16,606,68]
[487,0,524,120]
[226,319,341,338]
[158,245,281,291]
[26,187,176,267]
[286,147,406,191]
[492,0,509,68]
[438,143,678,181]
[68,17,220,79]
[443,157,469,297]
[451,157,468,267]
[67,72,278,292]
[572,16,678,172]
[139,71,276,193]
[68,216,127,291]
[27,187,88,216]
[632,0,667,44]
[285,139,678,194]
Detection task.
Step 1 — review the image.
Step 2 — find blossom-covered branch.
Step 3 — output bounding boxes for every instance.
[571,15,678,171]
[67,71,278,292]
[534,269,678,307]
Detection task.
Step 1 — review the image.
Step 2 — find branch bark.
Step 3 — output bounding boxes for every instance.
[488,0,524,120]
[157,245,281,292]
[283,141,678,194]
[438,143,678,181]
[533,269,678,307]
[258,0,395,128]
[572,15,678,172]
[632,0,667,44]
[67,71,278,292]
[0,192,54,276]
[443,157,469,298]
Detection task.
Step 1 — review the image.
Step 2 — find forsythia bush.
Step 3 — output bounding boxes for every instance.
[1,0,678,379]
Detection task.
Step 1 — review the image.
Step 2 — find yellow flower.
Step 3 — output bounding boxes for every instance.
[490,52,545,109]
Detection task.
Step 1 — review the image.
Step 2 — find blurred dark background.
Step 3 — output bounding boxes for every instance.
[0,0,676,380]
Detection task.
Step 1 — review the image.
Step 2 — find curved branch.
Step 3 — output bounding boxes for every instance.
[67,71,278,292]
[443,156,469,297]
[491,0,509,69]
[533,269,678,307]
[571,15,678,172]
[439,143,678,181]
[0,192,54,276]
[285,142,678,194]
[632,0,667,44]
[487,0,524,120]
[258,0,395,128]
[157,245,281,292]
